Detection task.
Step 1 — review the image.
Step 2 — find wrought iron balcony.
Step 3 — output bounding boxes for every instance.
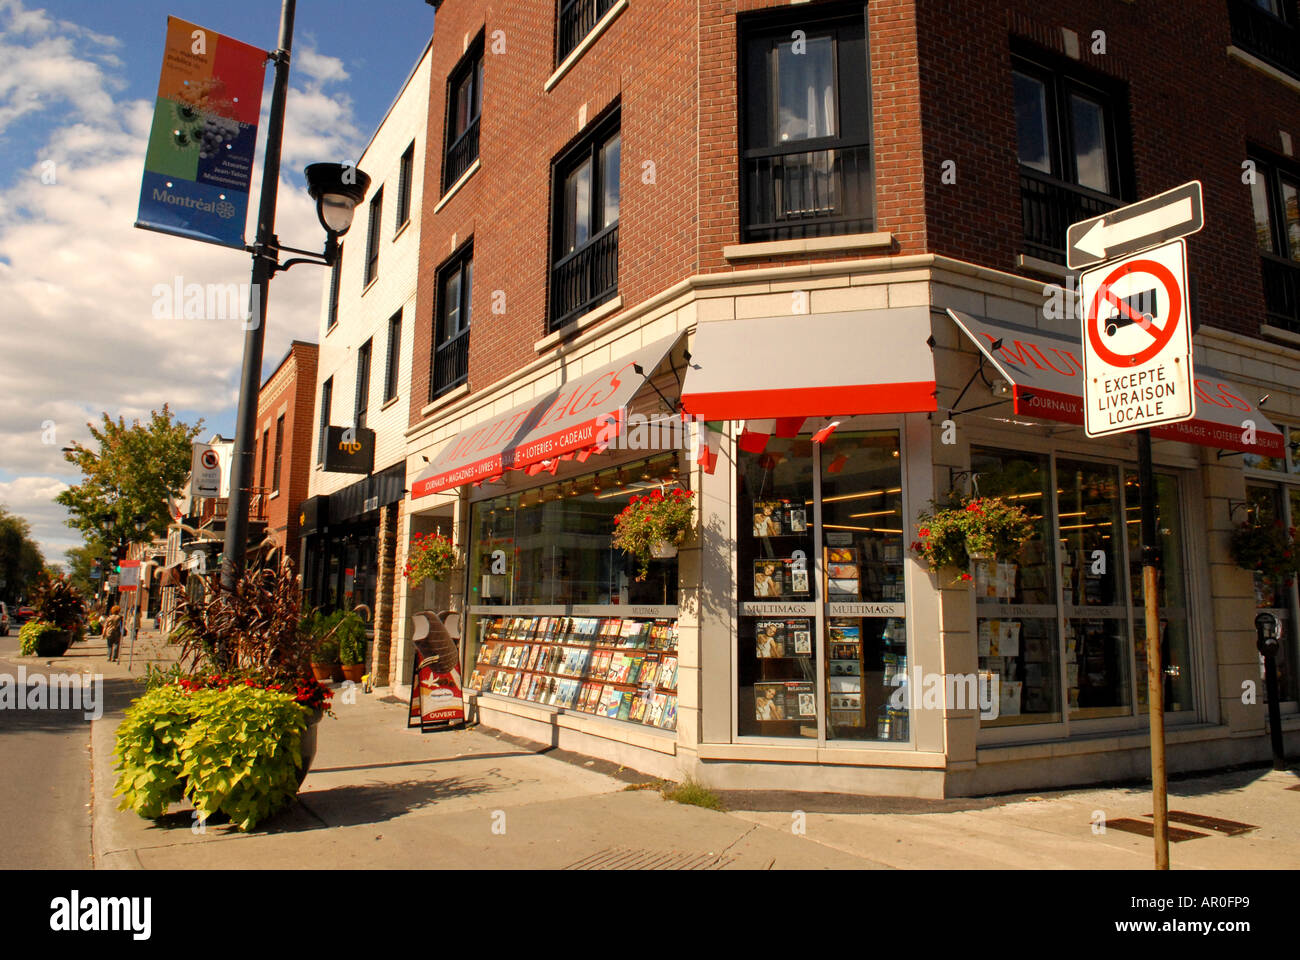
[444,116,479,189]
[550,223,618,330]
[557,0,616,62]
[742,142,873,244]
[1261,253,1300,333]
[431,327,471,399]
[1229,0,1300,78]
[1020,169,1122,264]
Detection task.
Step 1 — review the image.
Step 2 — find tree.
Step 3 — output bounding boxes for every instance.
[0,506,46,603]
[56,405,203,556]
[65,542,110,597]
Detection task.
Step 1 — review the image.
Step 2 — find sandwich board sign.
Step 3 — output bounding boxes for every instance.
[1079,238,1195,438]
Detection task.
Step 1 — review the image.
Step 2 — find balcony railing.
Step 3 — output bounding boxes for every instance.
[550,223,618,329]
[1229,0,1300,78]
[557,0,616,63]
[1262,253,1300,333]
[1020,169,1122,264]
[431,327,471,399]
[208,492,267,524]
[444,116,479,189]
[742,142,873,244]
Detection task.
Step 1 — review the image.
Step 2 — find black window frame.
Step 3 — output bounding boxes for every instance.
[548,107,620,330]
[384,309,402,403]
[363,187,383,286]
[326,245,342,330]
[737,3,875,244]
[1012,44,1133,264]
[355,338,372,429]
[556,0,617,65]
[258,428,269,492]
[1228,0,1300,79]
[443,37,484,192]
[1248,148,1300,334]
[431,241,474,400]
[272,415,284,494]
[396,142,415,231]
[318,377,332,465]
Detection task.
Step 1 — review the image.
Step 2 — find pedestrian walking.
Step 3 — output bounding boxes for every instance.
[103,605,124,663]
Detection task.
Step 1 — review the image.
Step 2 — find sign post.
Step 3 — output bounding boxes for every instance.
[1076,184,1203,872]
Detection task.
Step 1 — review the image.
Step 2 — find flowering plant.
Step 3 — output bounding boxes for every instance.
[1230,520,1299,584]
[404,532,459,588]
[612,487,695,581]
[911,496,1035,574]
[173,672,334,714]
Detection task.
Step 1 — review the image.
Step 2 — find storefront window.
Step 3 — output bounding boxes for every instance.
[819,431,907,742]
[1247,484,1300,702]
[971,447,1060,725]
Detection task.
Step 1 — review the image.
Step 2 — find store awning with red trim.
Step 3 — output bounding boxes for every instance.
[947,309,1285,457]
[678,307,938,421]
[411,333,682,498]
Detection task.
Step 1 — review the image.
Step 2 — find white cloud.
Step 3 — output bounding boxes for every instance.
[0,475,74,563]
[0,0,366,561]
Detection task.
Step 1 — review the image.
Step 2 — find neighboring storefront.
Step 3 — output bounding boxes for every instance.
[399,258,1300,796]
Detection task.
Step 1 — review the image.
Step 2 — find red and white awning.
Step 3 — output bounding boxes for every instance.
[948,309,1285,457]
[411,334,682,498]
[679,307,938,421]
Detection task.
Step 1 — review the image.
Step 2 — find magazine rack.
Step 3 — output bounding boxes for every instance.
[407,609,465,732]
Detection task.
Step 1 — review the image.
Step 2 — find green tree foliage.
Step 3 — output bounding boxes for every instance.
[65,542,110,597]
[0,505,46,603]
[55,405,202,553]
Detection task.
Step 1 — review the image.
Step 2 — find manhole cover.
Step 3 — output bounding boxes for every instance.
[564,846,734,870]
[1103,818,1207,842]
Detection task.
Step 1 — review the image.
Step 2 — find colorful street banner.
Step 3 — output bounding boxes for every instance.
[135,17,267,249]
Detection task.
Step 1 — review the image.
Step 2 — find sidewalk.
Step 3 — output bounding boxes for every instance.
[70,636,1300,870]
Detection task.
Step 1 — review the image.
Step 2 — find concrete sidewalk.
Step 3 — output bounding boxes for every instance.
[70,636,1300,870]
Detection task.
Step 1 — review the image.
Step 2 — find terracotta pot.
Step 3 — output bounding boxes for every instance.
[311,663,335,683]
[341,663,365,682]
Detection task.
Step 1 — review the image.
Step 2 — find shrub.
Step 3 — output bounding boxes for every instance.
[912,496,1035,572]
[1230,521,1299,583]
[32,575,85,631]
[311,635,340,665]
[18,619,59,656]
[661,778,725,811]
[335,612,367,666]
[114,683,310,831]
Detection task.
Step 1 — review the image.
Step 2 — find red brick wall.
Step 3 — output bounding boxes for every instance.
[255,342,318,562]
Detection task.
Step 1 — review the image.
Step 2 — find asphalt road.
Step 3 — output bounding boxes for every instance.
[0,630,94,869]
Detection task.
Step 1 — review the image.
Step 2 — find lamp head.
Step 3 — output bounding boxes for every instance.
[305,163,371,236]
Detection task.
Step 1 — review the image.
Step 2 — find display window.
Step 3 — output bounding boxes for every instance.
[1245,483,1300,704]
[736,427,910,743]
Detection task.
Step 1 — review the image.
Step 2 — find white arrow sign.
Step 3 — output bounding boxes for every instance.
[1072,196,1194,261]
[1067,181,1204,270]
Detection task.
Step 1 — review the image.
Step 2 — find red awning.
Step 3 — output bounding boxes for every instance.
[411,333,682,497]
[679,307,938,420]
[948,309,1285,457]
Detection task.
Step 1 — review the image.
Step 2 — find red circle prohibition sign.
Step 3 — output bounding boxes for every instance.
[201,450,219,469]
[1086,258,1181,367]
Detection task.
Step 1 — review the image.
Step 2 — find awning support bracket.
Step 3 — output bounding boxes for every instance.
[946,341,1003,419]
[632,362,678,414]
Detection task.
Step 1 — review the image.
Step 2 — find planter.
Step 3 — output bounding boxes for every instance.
[311,663,336,683]
[331,663,346,682]
[650,541,679,559]
[36,629,72,658]
[296,708,325,786]
[341,663,365,683]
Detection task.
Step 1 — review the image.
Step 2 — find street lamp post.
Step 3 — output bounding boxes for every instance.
[220,0,369,611]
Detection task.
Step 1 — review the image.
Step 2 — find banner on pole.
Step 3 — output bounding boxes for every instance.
[135,17,268,249]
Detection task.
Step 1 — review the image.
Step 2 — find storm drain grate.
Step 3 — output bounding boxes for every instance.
[1149,811,1258,836]
[565,846,734,870]
[1102,818,1208,842]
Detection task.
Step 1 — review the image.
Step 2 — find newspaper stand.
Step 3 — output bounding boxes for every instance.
[407,611,465,732]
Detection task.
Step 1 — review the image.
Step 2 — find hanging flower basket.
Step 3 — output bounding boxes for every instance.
[612,487,695,581]
[911,496,1035,579]
[1230,520,1299,584]
[404,532,459,589]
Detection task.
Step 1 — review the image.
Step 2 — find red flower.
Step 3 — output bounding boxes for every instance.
[918,527,930,538]
[961,573,972,581]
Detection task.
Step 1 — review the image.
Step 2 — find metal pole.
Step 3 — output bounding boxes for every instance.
[221,0,296,606]
[1137,429,1169,870]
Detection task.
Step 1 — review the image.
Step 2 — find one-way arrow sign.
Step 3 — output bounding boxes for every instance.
[1067,180,1203,270]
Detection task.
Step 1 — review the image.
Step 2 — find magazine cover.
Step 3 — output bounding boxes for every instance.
[827,547,858,564]
[659,656,678,690]
[787,620,813,655]
[662,696,678,730]
[755,620,786,657]
[753,500,784,537]
[788,508,808,532]
[755,682,787,720]
[753,560,787,597]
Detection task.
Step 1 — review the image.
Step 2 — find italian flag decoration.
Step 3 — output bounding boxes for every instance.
[692,420,722,474]
[737,418,776,453]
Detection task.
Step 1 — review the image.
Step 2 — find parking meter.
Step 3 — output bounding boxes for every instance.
[1255,612,1285,771]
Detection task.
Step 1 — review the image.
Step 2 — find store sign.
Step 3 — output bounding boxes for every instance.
[135,17,267,249]
[191,442,222,497]
[1080,240,1196,438]
[740,601,816,617]
[118,562,141,593]
[322,426,375,474]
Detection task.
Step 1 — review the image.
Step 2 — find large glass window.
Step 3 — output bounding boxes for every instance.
[431,245,472,400]
[1247,483,1300,702]
[443,38,482,190]
[1248,151,1300,334]
[550,111,620,329]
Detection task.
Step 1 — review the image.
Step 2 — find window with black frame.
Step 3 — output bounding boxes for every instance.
[354,338,372,429]
[739,6,873,243]
[384,310,402,403]
[317,376,332,464]
[363,187,382,285]
[1228,0,1300,78]
[326,246,342,330]
[1013,50,1129,264]
[444,37,483,191]
[1248,150,1300,334]
[550,110,620,329]
[431,243,472,400]
[556,0,617,64]
[396,141,415,230]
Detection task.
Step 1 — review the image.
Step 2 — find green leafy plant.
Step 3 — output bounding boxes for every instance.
[113,683,310,831]
[18,619,60,656]
[311,635,340,665]
[334,611,367,666]
[403,532,458,588]
[31,574,85,631]
[611,487,695,581]
[912,495,1035,575]
[660,778,726,811]
[1230,520,1299,583]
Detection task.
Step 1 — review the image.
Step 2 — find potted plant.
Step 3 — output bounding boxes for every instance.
[1230,520,1299,584]
[310,636,340,683]
[404,531,459,589]
[26,575,86,656]
[335,611,368,683]
[912,495,1035,581]
[612,487,695,581]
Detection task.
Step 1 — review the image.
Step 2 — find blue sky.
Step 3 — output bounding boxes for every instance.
[0,0,434,564]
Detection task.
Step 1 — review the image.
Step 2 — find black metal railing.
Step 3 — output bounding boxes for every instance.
[550,223,618,329]
[1020,169,1122,264]
[742,142,873,243]
[557,0,616,62]
[1229,0,1300,78]
[1261,254,1300,333]
[431,328,471,399]
[444,116,480,190]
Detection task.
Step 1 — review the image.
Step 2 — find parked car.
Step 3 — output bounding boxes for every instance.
[0,603,9,636]
[14,604,35,624]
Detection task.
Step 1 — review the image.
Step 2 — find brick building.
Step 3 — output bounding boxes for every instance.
[384,0,1300,796]
[252,340,319,562]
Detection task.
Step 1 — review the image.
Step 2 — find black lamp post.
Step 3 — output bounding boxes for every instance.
[220,0,369,603]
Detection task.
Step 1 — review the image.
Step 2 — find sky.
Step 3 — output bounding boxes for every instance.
[0,0,434,568]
